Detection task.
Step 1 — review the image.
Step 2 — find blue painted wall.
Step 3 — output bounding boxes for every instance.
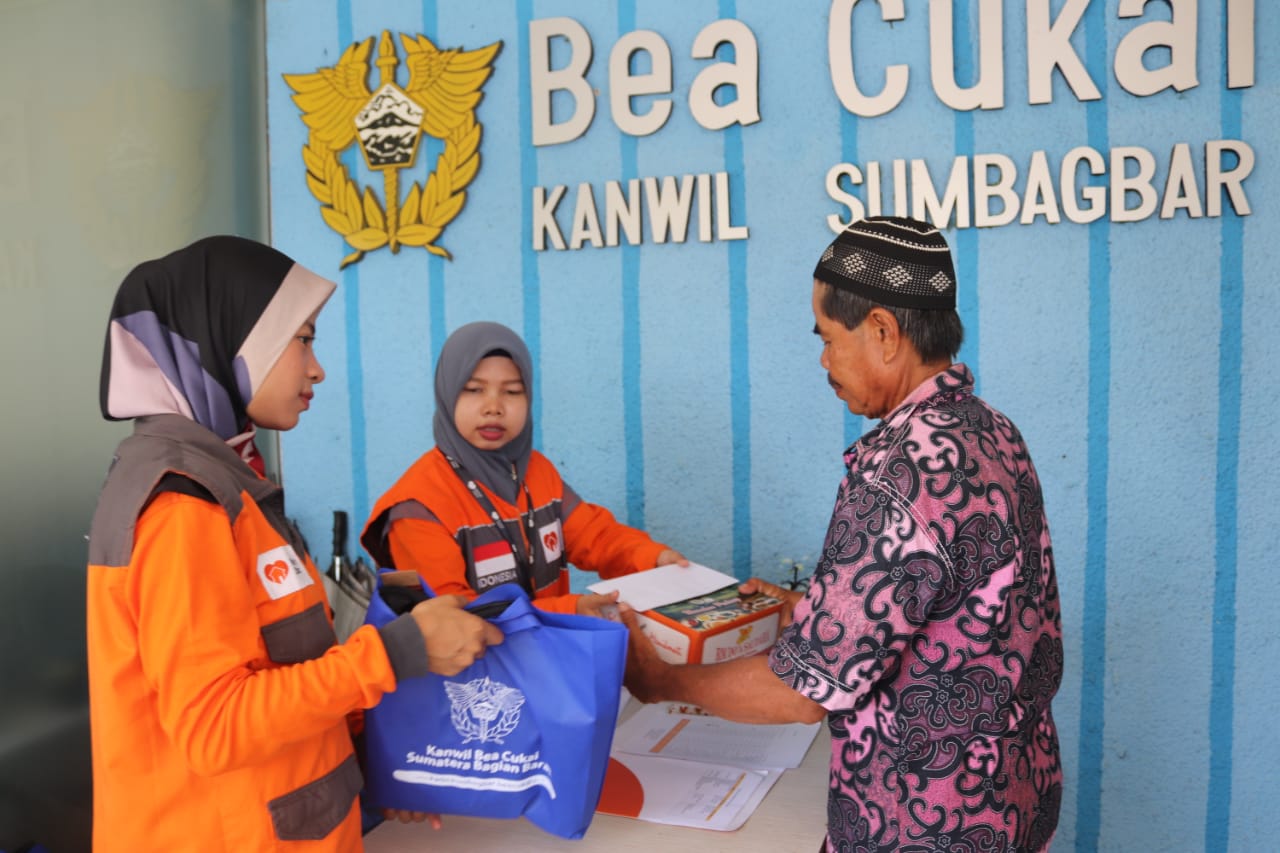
[266,2,1278,850]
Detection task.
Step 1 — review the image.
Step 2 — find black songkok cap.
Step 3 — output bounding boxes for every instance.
[814,216,956,310]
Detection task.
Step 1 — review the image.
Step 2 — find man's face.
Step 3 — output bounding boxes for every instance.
[811,281,891,419]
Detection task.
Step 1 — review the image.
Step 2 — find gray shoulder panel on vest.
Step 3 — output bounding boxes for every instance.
[386,500,438,525]
[87,416,258,568]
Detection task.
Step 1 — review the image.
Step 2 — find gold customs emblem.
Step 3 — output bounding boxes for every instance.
[285,32,501,267]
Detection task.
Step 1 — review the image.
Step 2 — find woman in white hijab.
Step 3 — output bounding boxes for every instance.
[88,236,499,850]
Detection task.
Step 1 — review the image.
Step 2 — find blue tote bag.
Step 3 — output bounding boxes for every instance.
[361,576,628,839]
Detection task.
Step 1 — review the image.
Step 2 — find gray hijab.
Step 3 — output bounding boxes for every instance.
[432,321,534,504]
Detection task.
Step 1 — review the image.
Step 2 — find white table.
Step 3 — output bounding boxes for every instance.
[363,703,831,853]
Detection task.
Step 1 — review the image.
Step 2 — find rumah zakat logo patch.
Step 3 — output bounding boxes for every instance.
[284,31,502,268]
[255,544,314,600]
[538,520,563,563]
[445,676,525,744]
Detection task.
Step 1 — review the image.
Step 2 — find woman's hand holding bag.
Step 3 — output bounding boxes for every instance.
[408,594,504,676]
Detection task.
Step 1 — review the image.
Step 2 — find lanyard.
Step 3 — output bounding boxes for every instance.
[444,455,538,592]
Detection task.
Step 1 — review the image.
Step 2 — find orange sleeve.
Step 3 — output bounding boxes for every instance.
[133,494,400,777]
[531,594,580,615]
[562,500,667,580]
[386,516,477,600]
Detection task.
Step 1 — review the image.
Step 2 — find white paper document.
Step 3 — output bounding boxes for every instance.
[586,562,738,612]
[614,701,821,770]
[598,752,784,832]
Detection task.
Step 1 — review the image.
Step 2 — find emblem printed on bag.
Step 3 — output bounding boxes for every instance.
[389,675,557,797]
[254,544,314,600]
[446,676,525,744]
[284,31,502,268]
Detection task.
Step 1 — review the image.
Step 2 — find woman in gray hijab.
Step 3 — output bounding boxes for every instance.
[363,321,686,615]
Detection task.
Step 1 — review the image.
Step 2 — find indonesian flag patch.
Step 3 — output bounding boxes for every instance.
[473,540,519,590]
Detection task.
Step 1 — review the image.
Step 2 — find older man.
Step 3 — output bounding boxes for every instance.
[623,217,1063,852]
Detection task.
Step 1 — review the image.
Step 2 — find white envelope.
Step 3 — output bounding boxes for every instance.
[587,562,739,612]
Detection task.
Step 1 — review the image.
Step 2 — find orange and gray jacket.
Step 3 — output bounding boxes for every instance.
[87,414,427,851]
[361,447,666,614]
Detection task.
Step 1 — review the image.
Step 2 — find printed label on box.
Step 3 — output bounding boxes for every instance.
[635,615,692,665]
[701,613,779,663]
[638,585,784,665]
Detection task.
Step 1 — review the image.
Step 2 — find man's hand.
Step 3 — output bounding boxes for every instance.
[409,595,504,676]
[738,577,805,629]
[620,605,825,724]
[620,607,674,704]
[655,548,690,567]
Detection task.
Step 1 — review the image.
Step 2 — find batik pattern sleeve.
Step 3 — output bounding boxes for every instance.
[135,494,399,776]
[769,474,944,711]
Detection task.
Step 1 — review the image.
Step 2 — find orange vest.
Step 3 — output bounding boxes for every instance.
[87,416,410,851]
[362,448,666,614]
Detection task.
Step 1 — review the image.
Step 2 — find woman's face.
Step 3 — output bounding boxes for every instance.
[245,311,325,431]
[453,355,528,451]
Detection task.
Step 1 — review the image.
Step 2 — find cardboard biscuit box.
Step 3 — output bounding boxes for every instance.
[634,585,784,665]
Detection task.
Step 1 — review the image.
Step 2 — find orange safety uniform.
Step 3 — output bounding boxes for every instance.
[362,447,667,614]
[87,415,429,851]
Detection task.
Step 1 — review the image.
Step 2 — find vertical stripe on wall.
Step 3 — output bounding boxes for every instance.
[720,0,750,577]
[953,1,979,381]
[1205,76,1243,848]
[1076,4,1110,849]
[618,1,645,528]
[429,249,446,365]
[838,94,861,449]
[517,0,542,446]
[423,0,447,368]
[337,0,371,529]
[342,265,370,528]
